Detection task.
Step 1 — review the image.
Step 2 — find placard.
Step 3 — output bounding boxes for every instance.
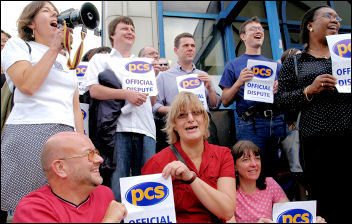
[120,173,176,223]
[119,58,158,96]
[326,33,351,93]
[244,59,278,103]
[76,62,89,95]
[272,200,316,223]
[176,74,209,111]
[80,103,89,136]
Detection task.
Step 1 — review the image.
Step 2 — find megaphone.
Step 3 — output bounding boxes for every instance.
[57,2,100,30]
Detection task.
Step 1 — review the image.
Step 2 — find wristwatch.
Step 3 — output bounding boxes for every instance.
[183,171,197,184]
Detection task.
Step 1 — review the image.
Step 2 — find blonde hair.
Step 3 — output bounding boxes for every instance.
[163,92,209,144]
[17,1,58,41]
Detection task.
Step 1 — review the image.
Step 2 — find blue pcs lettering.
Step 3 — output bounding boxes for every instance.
[125,61,152,73]
[250,65,273,78]
[333,39,351,58]
[125,182,169,206]
[179,77,201,89]
[277,209,313,223]
[76,65,87,77]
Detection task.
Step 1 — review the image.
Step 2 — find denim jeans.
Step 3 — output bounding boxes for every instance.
[235,114,288,177]
[111,132,156,202]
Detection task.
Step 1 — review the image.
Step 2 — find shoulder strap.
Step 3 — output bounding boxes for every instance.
[25,42,32,55]
[293,55,298,78]
[169,144,186,165]
[293,55,301,124]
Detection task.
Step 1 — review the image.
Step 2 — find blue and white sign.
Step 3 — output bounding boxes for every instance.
[120,58,158,96]
[326,33,351,93]
[176,74,209,111]
[80,103,89,136]
[272,200,316,223]
[76,62,89,95]
[244,59,278,103]
[120,173,176,223]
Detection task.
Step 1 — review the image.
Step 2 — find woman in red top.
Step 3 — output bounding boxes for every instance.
[142,92,236,223]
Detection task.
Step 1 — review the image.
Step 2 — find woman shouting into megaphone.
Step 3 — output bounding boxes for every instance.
[1,1,83,215]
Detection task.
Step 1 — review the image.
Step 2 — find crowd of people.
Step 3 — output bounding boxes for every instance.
[1,1,350,223]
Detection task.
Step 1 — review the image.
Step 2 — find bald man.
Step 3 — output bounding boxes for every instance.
[13,132,127,223]
[138,46,169,76]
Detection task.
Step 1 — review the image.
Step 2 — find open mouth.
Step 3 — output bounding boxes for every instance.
[327,25,338,31]
[50,20,58,28]
[186,125,198,131]
[254,35,262,39]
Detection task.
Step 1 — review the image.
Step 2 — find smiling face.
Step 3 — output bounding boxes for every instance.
[110,22,135,49]
[235,149,261,182]
[65,135,104,188]
[28,2,59,44]
[308,7,340,43]
[240,21,265,49]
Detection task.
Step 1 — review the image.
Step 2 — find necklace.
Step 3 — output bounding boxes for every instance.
[308,49,329,59]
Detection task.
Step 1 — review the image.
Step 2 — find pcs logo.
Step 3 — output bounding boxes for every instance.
[333,39,351,58]
[277,209,313,223]
[251,65,273,78]
[81,109,87,120]
[76,65,87,77]
[179,77,201,89]
[125,61,152,73]
[125,182,169,206]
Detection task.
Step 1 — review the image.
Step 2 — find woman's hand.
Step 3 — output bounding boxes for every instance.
[305,74,337,95]
[49,28,64,53]
[162,161,194,182]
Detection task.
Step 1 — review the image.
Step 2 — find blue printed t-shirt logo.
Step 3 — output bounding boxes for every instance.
[54,61,64,71]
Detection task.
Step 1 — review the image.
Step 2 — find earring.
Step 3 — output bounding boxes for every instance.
[309,27,313,32]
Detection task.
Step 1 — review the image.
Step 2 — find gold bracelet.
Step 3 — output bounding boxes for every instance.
[303,86,313,101]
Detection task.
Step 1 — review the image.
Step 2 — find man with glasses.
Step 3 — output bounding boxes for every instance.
[219,16,287,178]
[138,46,170,76]
[13,132,127,223]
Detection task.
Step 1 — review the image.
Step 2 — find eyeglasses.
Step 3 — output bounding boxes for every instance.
[146,51,158,56]
[177,110,203,119]
[60,149,100,162]
[246,27,265,33]
[318,13,342,22]
[159,63,169,67]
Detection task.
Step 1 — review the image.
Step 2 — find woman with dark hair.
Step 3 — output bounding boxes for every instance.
[277,5,350,222]
[229,140,326,223]
[1,1,83,214]
[230,140,289,223]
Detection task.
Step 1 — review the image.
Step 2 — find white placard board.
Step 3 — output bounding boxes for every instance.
[119,58,158,96]
[120,173,176,223]
[244,59,278,103]
[272,200,316,223]
[176,73,209,111]
[79,103,89,136]
[76,62,89,95]
[326,33,351,93]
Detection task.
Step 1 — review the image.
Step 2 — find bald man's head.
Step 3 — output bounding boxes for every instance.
[138,46,159,60]
[41,132,94,175]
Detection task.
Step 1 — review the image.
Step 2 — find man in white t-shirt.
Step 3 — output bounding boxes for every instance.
[85,16,156,202]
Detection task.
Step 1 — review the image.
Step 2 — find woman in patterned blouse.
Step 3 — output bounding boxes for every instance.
[277,5,350,222]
